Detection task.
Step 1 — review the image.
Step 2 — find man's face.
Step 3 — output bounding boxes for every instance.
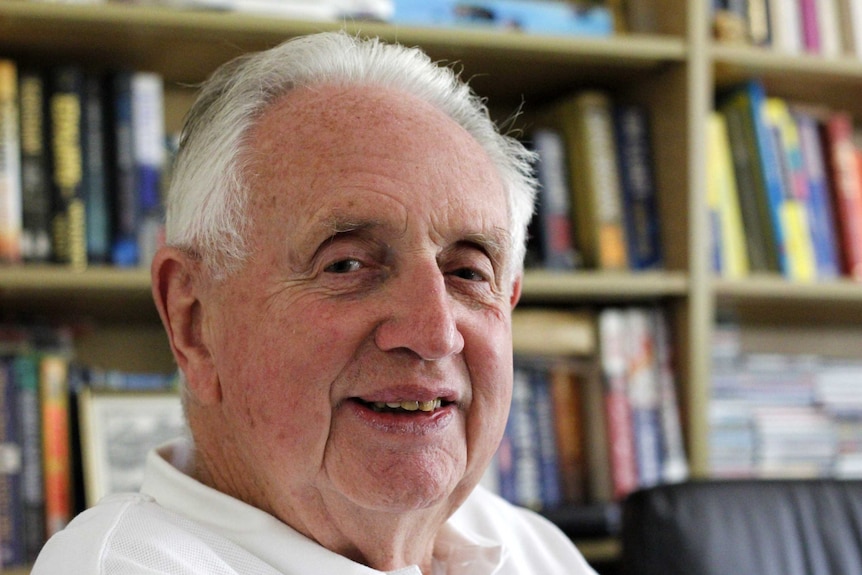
[196,84,518,522]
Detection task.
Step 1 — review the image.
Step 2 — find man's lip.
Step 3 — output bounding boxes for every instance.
[352,387,459,405]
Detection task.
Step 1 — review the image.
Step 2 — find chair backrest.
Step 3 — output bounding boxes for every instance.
[620,479,862,575]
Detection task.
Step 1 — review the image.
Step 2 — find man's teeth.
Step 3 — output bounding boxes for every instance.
[371,399,443,412]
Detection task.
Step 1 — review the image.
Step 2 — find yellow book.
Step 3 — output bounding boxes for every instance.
[763,98,817,282]
[707,112,749,278]
[548,91,628,270]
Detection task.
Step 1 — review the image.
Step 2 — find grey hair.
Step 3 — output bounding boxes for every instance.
[166,31,537,281]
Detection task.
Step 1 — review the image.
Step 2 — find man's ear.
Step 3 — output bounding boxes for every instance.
[151,246,221,405]
[510,274,523,310]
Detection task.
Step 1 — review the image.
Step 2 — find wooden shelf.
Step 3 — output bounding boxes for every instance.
[0,0,685,107]
[522,269,688,303]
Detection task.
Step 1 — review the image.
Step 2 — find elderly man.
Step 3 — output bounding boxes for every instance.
[33,32,598,574]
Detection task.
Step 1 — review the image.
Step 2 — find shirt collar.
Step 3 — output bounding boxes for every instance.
[142,438,504,575]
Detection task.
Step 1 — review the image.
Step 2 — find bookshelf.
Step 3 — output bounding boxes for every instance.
[4,0,862,571]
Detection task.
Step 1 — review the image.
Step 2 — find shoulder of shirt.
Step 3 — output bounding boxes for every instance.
[31,492,269,575]
[449,485,598,575]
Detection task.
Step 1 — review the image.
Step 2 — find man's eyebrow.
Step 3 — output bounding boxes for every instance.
[458,227,510,260]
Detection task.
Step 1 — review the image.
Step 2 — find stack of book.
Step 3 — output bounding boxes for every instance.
[710,322,862,479]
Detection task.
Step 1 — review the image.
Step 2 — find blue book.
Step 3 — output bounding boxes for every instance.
[613,104,664,270]
[392,0,614,36]
[793,108,841,279]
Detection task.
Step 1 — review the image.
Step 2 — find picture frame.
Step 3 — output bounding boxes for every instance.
[78,388,185,507]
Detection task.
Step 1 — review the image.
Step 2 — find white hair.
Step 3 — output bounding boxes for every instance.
[166,31,537,281]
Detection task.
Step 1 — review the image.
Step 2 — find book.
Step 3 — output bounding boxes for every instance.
[18,68,53,262]
[821,111,862,279]
[531,128,579,270]
[48,66,87,269]
[800,0,821,52]
[651,308,688,483]
[550,91,628,270]
[12,352,44,564]
[40,352,73,538]
[837,0,862,57]
[82,73,110,263]
[130,71,165,267]
[0,357,24,567]
[763,97,817,281]
[511,308,595,357]
[529,365,562,509]
[767,0,803,54]
[549,361,586,505]
[108,70,166,267]
[624,307,663,490]
[390,0,615,36]
[613,103,663,271]
[0,59,22,264]
[505,365,542,509]
[719,81,788,275]
[792,107,841,279]
[707,111,750,278]
[597,307,637,500]
[815,0,842,56]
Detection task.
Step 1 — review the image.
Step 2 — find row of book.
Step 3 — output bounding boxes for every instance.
[484,306,688,515]
[0,324,177,568]
[712,0,862,59]
[525,90,663,272]
[0,59,170,269]
[710,322,862,479]
[81,0,621,36]
[709,80,862,281]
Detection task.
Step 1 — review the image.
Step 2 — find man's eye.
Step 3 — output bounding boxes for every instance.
[452,268,486,282]
[325,259,363,273]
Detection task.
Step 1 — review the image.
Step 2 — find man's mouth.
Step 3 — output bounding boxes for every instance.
[364,399,447,413]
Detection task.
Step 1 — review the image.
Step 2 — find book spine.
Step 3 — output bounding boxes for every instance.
[0,60,22,264]
[721,102,774,272]
[532,128,579,269]
[131,71,165,267]
[624,307,663,490]
[764,97,817,281]
[0,358,24,567]
[708,111,750,278]
[550,362,586,505]
[40,353,72,539]
[109,71,139,266]
[82,73,110,264]
[18,69,53,262]
[13,353,44,563]
[793,108,841,278]
[598,308,638,500]
[49,66,87,268]
[613,103,663,271]
[509,365,542,509]
[563,91,628,270]
[822,112,862,279]
[652,309,689,483]
[530,366,562,509]
[800,0,821,52]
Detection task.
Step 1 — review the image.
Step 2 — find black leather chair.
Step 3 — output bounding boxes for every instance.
[620,479,862,575]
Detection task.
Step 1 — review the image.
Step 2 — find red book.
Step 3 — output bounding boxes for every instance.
[822,112,862,279]
[40,354,71,538]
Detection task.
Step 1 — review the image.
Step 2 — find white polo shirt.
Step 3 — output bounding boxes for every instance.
[32,438,597,575]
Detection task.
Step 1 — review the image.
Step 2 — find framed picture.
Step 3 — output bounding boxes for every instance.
[79,388,185,507]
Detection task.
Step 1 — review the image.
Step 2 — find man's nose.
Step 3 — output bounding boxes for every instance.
[373,263,465,360]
